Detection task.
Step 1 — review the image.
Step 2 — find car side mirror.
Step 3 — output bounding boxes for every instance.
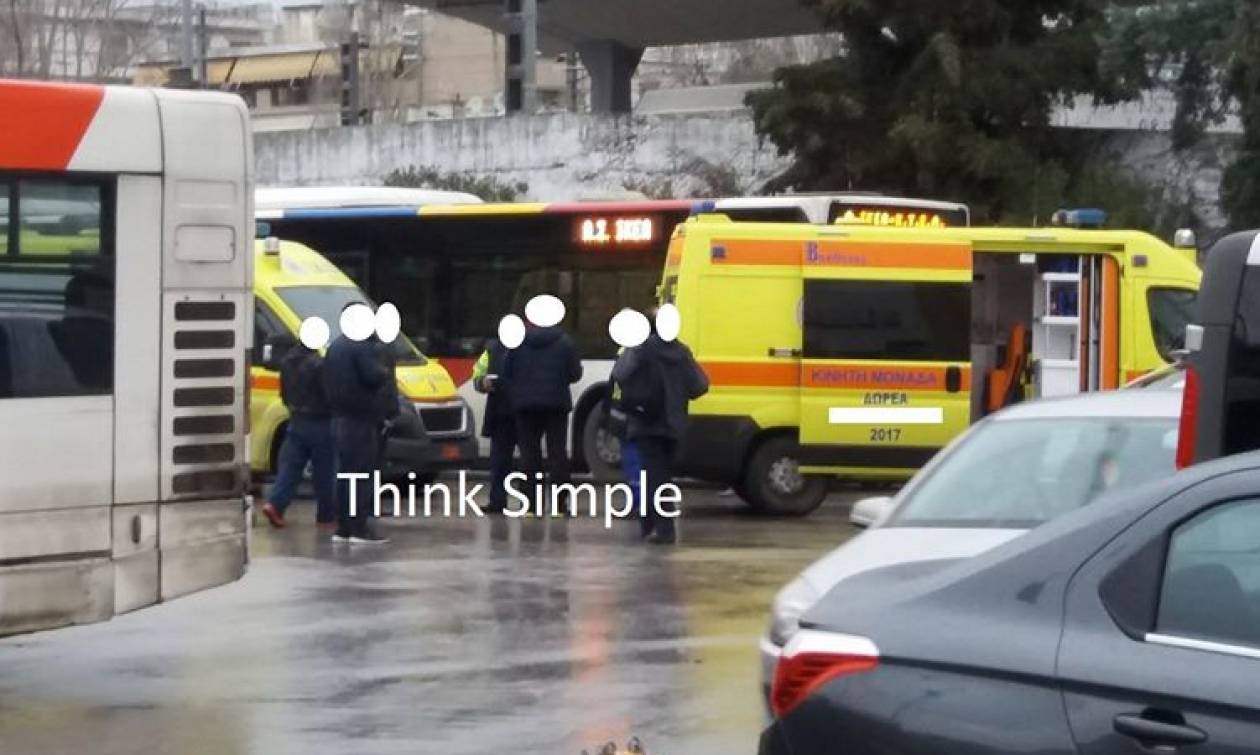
[261,334,297,372]
[850,496,895,529]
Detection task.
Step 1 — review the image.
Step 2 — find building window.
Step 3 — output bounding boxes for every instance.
[0,177,115,398]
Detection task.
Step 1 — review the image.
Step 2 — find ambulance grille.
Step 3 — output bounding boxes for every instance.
[164,295,245,499]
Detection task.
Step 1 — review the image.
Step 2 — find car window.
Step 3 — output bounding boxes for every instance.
[889,417,1179,529]
[1157,499,1260,649]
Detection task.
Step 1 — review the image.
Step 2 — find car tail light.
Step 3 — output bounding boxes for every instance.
[770,629,879,718]
[1176,365,1200,469]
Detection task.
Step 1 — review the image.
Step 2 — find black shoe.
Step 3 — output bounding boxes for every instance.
[644,531,676,545]
[484,500,506,515]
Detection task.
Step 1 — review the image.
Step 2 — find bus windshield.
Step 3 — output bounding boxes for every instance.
[275,285,426,365]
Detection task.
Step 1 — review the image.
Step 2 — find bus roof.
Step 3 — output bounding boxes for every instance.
[713,194,968,213]
[255,186,484,218]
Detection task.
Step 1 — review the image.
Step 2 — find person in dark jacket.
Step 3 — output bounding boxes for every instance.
[611,328,709,543]
[472,336,515,512]
[323,313,399,544]
[260,341,336,530]
[502,323,582,514]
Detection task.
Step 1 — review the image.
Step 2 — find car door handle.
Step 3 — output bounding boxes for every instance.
[1114,713,1207,748]
[768,347,802,358]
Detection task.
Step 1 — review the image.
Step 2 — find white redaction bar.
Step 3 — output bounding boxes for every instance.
[828,407,944,425]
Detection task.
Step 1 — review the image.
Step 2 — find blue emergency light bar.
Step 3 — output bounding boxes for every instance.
[689,200,718,216]
[1053,208,1107,229]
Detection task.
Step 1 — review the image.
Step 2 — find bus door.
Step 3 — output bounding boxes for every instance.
[1079,254,1122,392]
[798,238,974,472]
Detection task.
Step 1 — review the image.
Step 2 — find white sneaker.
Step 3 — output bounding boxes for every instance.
[331,533,351,543]
[349,533,389,545]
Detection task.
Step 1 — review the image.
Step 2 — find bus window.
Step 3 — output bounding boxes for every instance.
[0,178,113,399]
[1148,288,1196,361]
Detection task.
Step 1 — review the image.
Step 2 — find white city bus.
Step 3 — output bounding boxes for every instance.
[0,79,253,636]
[254,188,969,478]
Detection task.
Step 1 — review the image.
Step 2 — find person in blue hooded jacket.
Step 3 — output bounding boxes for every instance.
[502,322,582,515]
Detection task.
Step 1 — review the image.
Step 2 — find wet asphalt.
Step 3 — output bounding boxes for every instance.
[0,485,862,755]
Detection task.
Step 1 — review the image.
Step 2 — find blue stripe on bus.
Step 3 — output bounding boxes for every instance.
[282,207,421,219]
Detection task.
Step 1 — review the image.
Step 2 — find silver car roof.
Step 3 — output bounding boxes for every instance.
[991,387,1181,421]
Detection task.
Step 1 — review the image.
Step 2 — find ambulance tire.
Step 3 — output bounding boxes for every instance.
[742,436,828,517]
[582,408,623,483]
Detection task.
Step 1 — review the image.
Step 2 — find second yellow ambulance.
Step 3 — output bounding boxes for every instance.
[664,212,1200,514]
[250,238,476,481]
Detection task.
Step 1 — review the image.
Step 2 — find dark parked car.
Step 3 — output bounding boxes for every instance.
[761,451,1260,754]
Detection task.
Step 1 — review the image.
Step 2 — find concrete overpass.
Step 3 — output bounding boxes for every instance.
[410,0,825,111]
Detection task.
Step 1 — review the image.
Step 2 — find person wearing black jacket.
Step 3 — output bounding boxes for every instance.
[260,342,336,530]
[323,323,400,544]
[502,323,582,515]
[473,337,515,512]
[611,329,709,543]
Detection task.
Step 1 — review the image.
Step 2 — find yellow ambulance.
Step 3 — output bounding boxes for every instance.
[250,238,476,479]
[662,212,1201,515]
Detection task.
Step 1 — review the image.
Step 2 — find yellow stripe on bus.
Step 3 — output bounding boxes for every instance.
[419,203,548,217]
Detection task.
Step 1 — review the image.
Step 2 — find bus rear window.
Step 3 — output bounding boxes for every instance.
[803,280,971,361]
[1147,288,1196,361]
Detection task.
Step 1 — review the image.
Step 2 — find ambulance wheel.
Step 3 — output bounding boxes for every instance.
[582,408,623,483]
[743,436,827,516]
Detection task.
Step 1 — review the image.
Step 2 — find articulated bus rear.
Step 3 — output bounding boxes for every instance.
[255,189,970,479]
[0,80,252,636]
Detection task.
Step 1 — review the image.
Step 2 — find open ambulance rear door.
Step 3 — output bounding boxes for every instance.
[797,235,974,475]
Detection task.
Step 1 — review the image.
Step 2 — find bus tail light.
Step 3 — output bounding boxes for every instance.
[770,629,879,718]
[1176,365,1200,469]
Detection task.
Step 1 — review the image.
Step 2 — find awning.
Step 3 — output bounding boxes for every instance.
[131,60,233,87]
[228,52,323,84]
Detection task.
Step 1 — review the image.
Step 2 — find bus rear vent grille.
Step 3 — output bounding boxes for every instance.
[166,296,244,499]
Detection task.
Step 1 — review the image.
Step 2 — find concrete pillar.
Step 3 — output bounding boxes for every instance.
[579,40,643,114]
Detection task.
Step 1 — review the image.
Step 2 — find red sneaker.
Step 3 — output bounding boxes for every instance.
[260,502,286,529]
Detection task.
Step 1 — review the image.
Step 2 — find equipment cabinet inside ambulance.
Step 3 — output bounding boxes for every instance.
[250,238,476,481]
[664,214,1200,515]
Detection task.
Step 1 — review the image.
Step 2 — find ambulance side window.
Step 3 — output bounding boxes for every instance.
[803,280,971,361]
[252,301,286,366]
[1147,288,1196,361]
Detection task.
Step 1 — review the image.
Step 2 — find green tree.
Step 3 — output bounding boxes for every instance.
[1221,2,1260,227]
[748,0,1128,222]
[1107,0,1260,229]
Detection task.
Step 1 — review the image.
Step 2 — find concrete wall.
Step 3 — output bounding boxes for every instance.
[254,110,1238,236]
[254,111,791,199]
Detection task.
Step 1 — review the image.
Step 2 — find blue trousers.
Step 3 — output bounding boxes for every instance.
[333,416,381,538]
[487,421,518,508]
[620,438,646,535]
[268,414,336,522]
